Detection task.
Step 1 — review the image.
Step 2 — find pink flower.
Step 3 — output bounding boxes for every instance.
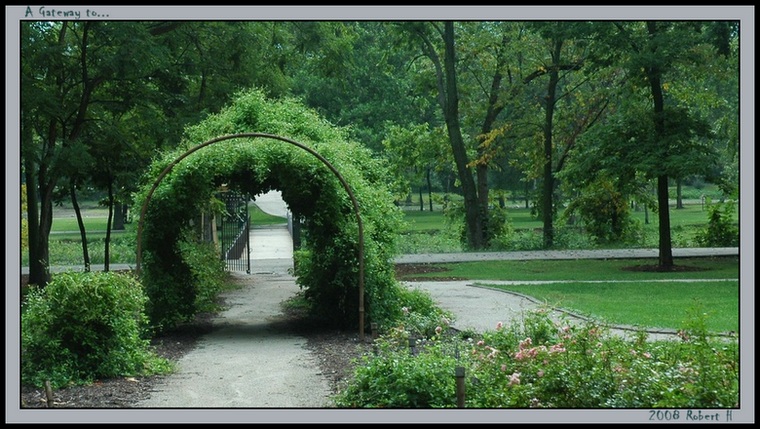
[496,321,503,330]
[519,338,532,350]
[501,364,507,372]
[643,352,651,359]
[477,340,485,347]
[509,372,521,386]
[435,326,442,335]
[537,370,544,378]
[549,344,565,353]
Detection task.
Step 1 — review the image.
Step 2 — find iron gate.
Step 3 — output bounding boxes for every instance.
[220,190,250,273]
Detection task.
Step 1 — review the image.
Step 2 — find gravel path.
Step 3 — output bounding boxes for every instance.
[134,269,333,409]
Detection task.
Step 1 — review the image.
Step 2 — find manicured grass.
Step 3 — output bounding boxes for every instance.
[248,203,287,226]
[49,219,134,241]
[397,256,740,334]
[400,198,737,239]
[402,210,449,232]
[48,205,283,235]
[52,216,117,232]
[481,280,739,334]
[398,257,739,281]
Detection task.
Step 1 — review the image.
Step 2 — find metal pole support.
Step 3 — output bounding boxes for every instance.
[456,366,465,408]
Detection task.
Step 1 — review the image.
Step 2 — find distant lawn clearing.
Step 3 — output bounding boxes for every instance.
[396,257,739,282]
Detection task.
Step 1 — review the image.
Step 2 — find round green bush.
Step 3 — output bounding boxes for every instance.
[21,271,170,389]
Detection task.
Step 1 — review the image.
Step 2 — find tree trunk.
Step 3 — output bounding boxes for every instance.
[70,180,91,271]
[477,36,508,244]
[542,39,562,249]
[426,168,433,212]
[676,179,684,209]
[656,175,674,267]
[442,22,484,249]
[30,120,58,286]
[647,21,674,269]
[112,202,125,230]
[644,203,649,225]
[104,177,114,272]
[24,154,48,286]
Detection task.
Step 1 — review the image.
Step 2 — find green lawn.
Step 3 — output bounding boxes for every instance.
[402,201,736,234]
[52,216,118,232]
[483,280,739,334]
[248,203,287,226]
[397,257,739,282]
[398,256,740,334]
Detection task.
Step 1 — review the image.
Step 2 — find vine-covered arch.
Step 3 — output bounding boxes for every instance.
[135,132,367,337]
[133,88,406,338]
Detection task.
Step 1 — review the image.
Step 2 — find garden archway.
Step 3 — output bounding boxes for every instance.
[135,133,367,339]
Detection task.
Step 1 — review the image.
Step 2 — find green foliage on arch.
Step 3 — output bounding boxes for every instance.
[134,88,407,332]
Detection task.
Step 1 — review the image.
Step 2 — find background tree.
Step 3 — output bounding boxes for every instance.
[399,21,535,249]
[291,22,435,153]
[400,22,484,249]
[21,20,740,275]
[381,123,452,210]
[22,21,105,286]
[609,21,724,268]
[21,21,300,281]
[519,22,601,248]
[560,22,725,264]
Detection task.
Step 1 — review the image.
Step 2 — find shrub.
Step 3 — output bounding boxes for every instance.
[564,179,636,244]
[695,201,739,247]
[334,307,739,408]
[21,271,171,389]
[442,200,515,250]
[177,238,228,314]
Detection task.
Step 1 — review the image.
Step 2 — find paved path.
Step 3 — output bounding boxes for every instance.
[134,224,334,409]
[134,271,333,408]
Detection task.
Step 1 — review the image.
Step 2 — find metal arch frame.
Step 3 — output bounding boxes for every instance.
[135,133,367,340]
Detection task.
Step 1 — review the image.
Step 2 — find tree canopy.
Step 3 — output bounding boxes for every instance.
[19,17,741,282]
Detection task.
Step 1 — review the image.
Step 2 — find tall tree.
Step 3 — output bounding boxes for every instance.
[421,22,485,249]
[615,21,721,268]
[401,21,526,249]
[561,21,721,268]
[528,23,587,248]
[22,21,104,285]
[456,22,520,243]
[22,21,289,280]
